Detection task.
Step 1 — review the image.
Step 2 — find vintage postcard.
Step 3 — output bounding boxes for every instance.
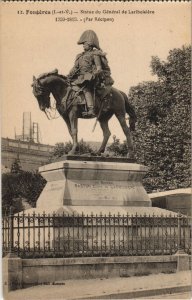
[1,0,191,299]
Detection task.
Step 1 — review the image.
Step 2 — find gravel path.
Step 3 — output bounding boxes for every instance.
[5,271,191,300]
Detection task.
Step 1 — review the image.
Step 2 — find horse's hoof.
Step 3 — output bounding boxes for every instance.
[96,152,102,156]
[96,152,110,158]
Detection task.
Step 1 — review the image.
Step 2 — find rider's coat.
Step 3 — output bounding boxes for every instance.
[68,49,114,88]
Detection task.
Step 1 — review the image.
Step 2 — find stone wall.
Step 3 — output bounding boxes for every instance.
[22,256,177,288]
[3,252,191,292]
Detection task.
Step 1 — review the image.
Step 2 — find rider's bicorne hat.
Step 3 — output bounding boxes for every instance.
[77,30,100,49]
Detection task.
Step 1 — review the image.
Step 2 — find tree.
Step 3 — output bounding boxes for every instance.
[107,135,128,157]
[51,139,95,159]
[128,45,191,192]
[11,158,22,174]
[2,171,46,215]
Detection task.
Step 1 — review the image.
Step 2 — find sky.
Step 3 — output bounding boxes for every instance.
[1,1,191,145]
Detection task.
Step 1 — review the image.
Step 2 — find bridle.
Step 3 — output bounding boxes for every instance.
[33,79,60,120]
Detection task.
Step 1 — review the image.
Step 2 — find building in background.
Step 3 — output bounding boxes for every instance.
[2,137,54,172]
[149,188,191,216]
[2,112,54,172]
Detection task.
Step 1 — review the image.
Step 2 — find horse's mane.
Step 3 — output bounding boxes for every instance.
[37,69,67,81]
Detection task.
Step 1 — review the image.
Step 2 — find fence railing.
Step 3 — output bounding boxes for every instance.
[2,211,191,259]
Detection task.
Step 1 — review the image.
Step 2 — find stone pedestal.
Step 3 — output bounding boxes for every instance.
[34,156,152,215]
[3,255,22,293]
[175,250,190,272]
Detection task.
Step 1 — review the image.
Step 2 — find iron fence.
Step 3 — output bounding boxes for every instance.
[2,211,191,258]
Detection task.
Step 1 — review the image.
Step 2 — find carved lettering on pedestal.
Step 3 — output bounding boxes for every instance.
[69,180,138,202]
[74,182,135,190]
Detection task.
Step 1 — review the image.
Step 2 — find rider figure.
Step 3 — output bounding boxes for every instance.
[67,30,114,117]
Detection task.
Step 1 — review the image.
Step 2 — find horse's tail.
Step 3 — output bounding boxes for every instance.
[121,91,137,131]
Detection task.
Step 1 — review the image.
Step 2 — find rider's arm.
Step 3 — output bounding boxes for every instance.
[68,63,79,78]
[68,65,78,79]
[93,54,102,75]
[67,54,80,79]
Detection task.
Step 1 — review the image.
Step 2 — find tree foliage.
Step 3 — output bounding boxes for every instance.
[109,46,191,192]
[129,45,191,192]
[2,171,46,215]
[51,139,95,159]
[11,158,22,174]
[107,135,128,157]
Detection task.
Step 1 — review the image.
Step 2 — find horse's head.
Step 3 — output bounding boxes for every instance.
[32,70,68,120]
[32,76,51,112]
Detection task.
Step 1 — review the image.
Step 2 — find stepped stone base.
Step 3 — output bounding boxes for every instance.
[27,205,176,217]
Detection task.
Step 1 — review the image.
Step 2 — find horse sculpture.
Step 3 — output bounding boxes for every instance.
[32,69,137,158]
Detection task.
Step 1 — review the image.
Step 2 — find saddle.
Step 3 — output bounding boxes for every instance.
[61,86,112,113]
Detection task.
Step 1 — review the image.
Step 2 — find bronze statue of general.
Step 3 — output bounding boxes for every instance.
[67,30,114,117]
[32,30,137,158]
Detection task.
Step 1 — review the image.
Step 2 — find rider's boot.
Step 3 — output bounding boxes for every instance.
[83,91,95,117]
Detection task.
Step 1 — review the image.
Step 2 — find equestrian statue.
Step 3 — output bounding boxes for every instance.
[32,30,137,158]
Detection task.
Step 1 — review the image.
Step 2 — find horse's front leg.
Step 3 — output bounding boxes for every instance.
[68,107,78,155]
[61,113,73,138]
[97,118,111,155]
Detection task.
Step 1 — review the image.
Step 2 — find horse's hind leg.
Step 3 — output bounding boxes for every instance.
[115,113,135,159]
[97,117,111,155]
[68,108,78,155]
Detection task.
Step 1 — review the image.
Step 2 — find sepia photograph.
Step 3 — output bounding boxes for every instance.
[1,1,191,299]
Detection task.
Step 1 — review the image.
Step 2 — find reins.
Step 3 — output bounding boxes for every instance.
[44,99,61,120]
